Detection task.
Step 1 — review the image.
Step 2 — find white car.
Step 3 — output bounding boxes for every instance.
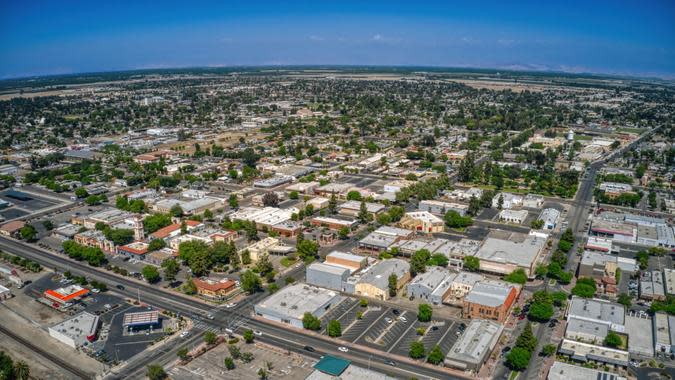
[253,330,263,336]
[384,317,393,324]
[91,288,100,293]
[338,346,349,353]
[180,331,189,338]
[225,303,237,308]
[398,316,407,323]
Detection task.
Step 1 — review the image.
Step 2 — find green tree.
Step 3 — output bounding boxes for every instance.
[346,190,362,201]
[617,293,632,308]
[463,256,480,272]
[338,226,350,239]
[358,200,372,223]
[531,219,544,229]
[170,204,184,217]
[504,269,528,285]
[224,357,235,370]
[228,194,239,209]
[443,210,472,228]
[571,277,597,298]
[388,273,398,297]
[148,239,166,251]
[13,360,29,380]
[418,303,433,322]
[541,344,557,357]
[289,191,299,200]
[528,298,554,322]
[75,187,89,198]
[410,249,430,276]
[604,331,622,348]
[146,364,167,380]
[241,270,262,293]
[204,331,217,345]
[182,275,197,295]
[468,195,482,216]
[328,194,337,214]
[427,345,444,365]
[258,368,268,380]
[19,225,38,241]
[142,265,161,283]
[505,347,531,370]
[515,322,538,352]
[42,220,54,231]
[177,347,189,361]
[409,341,426,359]
[0,351,14,380]
[302,312,321,330]
[297,239,319,263]
[143,213,172,233]
[327,319,342,337]
[243,329,255,343]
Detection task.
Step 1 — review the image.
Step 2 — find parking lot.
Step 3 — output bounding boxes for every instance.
[319,298,462,358]
[98,304,169,362]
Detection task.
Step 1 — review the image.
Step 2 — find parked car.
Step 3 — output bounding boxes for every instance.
[338,346,349,353]
[392,309,400,315]
[253,330,263,336]
[304,346,315,352]
[180,331,189,338]
[116,284,125,290]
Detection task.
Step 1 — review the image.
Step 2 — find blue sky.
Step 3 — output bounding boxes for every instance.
[1,0,674,79]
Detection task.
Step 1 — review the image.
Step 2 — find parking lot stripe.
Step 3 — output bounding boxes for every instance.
[388,317,417,353]
[434,321,455,348]
[353,307,388,343]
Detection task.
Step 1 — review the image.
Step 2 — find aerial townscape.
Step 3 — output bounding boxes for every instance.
[0,2,674,380]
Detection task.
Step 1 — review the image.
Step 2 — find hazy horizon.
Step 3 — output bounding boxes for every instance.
[1,0,674,79]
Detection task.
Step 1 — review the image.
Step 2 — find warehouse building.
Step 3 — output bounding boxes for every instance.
[444,319,503,371]
[474,231,547,277]
[48,312,99,348]
[254,284,343,329]
[325,251,367,273]
[306,263,350,291]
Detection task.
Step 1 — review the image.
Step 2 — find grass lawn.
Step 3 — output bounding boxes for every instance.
[280,257,297,267]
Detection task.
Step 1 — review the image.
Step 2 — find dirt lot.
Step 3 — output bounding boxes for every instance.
[0,300,104,379]
[168,341,315,380]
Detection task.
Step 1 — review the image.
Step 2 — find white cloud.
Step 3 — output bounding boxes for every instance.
[309,35,324,41]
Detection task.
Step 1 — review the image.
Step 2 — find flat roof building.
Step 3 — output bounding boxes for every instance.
[567,297,625,333]
[306,263,350,291]
[407,266,456,305]
[444,319,503,371]
[350,259,410,300]
[254,284,344,329]
[48,312,99,348]
[463,280,519,323]
[474,231,547,277]
[123,310,160,328]
[547,361,627,380]
[558,339,629,367]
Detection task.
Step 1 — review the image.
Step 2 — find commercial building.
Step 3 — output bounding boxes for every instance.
[306,263,350,291]
[347,259,410,300]
[585,236,614,253]
[491,192,523,209]
[325,251,367,273]
[578,251,637,281]
[565,317,609,344]
[523,194,544,208]
[625,314,654,358]
[44,285,90,306]
[444,319,503,371]
[253,175,294,188]
[665,268,675,296]
[398,211,445,233]
[0,220,25,236]
[149,220,202,240]
[193,278,237,299]
[311,216,357,231]
[153,196,224,215]
[383,180,414,193]
[406,266,456,305]
[418,200,468,216]
[538,208,561,230]
[474,231,547,277]
[254,283,343,329]
[286,181,320,194]
[462,280,519,322]
[567,297,625,334]
[74,230,116,253]
[229,207,294,230]
[123,310,160,329]
[558,339,629,367]
[640,270,666,301]
[547,361,627,380]
[445,187,483,202]
[598,182,634,197]
[338,200,385,217]
[498,209,528,224]
[241,236,293,262]
[48,312,99,348]
[358,226,414,253]
[117,241,150,259]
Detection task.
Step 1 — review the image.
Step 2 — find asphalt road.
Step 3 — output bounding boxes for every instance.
[0,237,460,380]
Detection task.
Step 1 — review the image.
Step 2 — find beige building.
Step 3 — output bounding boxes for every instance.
[398,211,445,233]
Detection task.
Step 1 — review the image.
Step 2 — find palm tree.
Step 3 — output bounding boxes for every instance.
[14,361,30,380]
